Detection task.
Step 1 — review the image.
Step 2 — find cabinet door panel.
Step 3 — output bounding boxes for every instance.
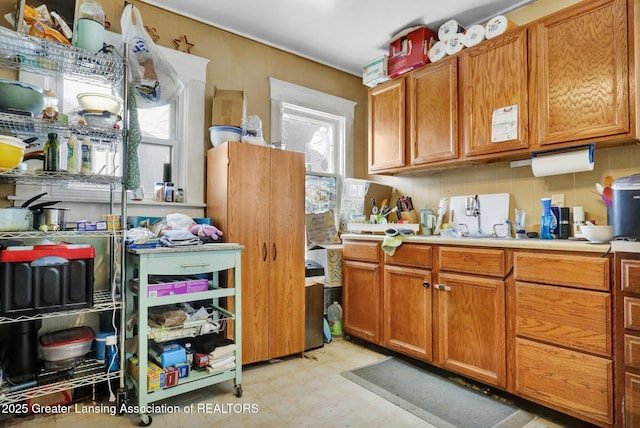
[461,28,529,156]
[531,0,629,145]
[516,337,613,425]
[626,372,640,427]
[383,265,432,361]
[622,258,640,293]
[409,57,458,164]
[269,149,306,359]
[436,272,506,387]
[368,79,405,172]
[515,281,611,356]
[343,260,381,343]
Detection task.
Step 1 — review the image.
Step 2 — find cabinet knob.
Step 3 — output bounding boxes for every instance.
[423,281,430,288]
[435,284,451,291]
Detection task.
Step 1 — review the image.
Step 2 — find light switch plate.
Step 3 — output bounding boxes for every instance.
[551,194,565,207]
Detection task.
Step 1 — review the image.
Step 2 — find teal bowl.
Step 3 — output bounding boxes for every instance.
[0,78,45,116]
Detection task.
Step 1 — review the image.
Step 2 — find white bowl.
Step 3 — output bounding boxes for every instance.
[77,93,123,115]
[581,225,614,243]
[209,126,242,147]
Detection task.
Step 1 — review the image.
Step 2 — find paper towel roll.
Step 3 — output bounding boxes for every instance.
[463,24,486,47]
[439,19,466,42]
[445,33,465,55]
[485,15,517,39]
[531,146,594,177]
[428,41,448,63]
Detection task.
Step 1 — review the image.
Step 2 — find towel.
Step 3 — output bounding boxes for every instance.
[125,83,142,190]
[381,235,403,256]
[209,354,235,369]
[159,229,202,247]
[209,343,236,360]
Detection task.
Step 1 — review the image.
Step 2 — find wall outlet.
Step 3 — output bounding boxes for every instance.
[551,194,565,207]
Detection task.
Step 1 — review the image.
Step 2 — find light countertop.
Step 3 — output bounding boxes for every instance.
[341,233,613,253]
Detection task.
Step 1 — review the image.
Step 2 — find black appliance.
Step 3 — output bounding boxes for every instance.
[612,174,640,239]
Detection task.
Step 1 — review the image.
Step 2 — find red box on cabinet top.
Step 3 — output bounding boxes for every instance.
[388,26,438,78]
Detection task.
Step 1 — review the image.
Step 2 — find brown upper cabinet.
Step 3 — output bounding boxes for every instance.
[460,27,529,158]
[530,0,632,148]
[368,0,639,175]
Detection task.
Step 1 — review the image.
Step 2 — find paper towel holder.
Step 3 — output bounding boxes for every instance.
[529,143,595,177]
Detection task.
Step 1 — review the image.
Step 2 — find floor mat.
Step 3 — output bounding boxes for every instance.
[341,357,535,428]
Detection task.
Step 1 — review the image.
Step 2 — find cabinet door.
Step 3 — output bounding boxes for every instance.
[368,78,406,172]
[460,28,529,157]
[343,259,382,343]
[383,265,433,361]
[408,56,458,165]
[435,272,506,387]
[531,0,629,146]
[268,149,306,359]
[226,143,272,364]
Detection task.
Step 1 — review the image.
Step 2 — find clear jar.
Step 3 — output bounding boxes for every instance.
[174,188,184,203]
[74,0,105,52]
[42,89,58,121]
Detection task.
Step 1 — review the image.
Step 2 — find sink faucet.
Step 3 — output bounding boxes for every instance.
[492,219,513,238]
[465,195,482,235]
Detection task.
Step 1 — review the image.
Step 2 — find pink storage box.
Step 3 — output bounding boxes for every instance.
[130,276,209,297]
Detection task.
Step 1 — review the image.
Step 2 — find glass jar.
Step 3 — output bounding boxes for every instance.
[42,89,58,121]
[74,0,105,52]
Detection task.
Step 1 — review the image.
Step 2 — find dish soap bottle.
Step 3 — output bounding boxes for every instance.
[66,134,78,174]
[540,197,554,240]
[80,137,92,175]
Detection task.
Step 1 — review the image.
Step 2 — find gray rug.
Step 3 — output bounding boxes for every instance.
[341,357,535,428]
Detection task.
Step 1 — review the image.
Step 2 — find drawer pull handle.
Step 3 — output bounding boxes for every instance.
[423,281,430,288]
[263,243,268,261]
[180,263,210,268]
[435,284,450,291]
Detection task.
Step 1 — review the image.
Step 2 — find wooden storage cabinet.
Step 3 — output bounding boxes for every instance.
[530,0,631,147]
[514,251,613,426]
[342,240,382,343]
[368,79,406,173]
[383,244,433,361]
[408,57,459,166]
[207,142,305,364]
[617,253,640,426]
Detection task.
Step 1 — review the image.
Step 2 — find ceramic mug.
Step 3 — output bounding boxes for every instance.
[420,209,436,235]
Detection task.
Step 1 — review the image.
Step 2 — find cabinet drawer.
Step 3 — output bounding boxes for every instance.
[625,297,640,331]
[514,252,610,291]
[438,246,509,277]
[622,258,640,294]
[515,337,613,425]
[626,335,640,370]
[515,282,611,356]
[626,372,640,427]
[384,244,432,268]
[140,251,237,275]
[343,241,380,263]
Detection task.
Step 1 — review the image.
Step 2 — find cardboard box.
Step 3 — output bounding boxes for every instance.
[305,211,340,249]
[212,87,247,127]
[388,26,437,78]
[128,357,165,391]
[363,55,390,87]
[307,245,343,288]
[340,179,393,231]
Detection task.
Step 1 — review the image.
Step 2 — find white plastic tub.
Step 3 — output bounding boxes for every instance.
[209,126,242,147]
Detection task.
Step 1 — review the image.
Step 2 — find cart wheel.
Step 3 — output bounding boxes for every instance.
[138,413,152,426]
[235,385,243,398]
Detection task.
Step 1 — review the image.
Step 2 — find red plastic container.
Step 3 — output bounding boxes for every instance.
[39,326,95,361]
[1,244,95,315]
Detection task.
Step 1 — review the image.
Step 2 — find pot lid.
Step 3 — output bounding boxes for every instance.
[40,326,95,347]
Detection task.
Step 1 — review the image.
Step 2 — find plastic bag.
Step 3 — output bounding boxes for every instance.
[120,5,183,107]
[241,115,267,146]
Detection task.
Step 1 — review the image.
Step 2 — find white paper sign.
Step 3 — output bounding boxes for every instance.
[491,105,518,143]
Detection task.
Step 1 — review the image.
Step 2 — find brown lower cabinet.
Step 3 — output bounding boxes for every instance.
[342,238,617,427]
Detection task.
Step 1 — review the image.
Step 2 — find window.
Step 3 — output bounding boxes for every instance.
[269,78,356,220]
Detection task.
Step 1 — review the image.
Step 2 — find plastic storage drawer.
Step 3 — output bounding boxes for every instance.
[1,244,95,315]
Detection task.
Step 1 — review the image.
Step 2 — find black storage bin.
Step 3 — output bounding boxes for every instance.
[1,244,95,315]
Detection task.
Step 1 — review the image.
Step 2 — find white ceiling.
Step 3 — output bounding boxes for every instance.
[139,0,534,76]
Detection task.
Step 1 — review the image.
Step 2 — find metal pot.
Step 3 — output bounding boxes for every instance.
[0,208,32,231]
[33,208,69,230]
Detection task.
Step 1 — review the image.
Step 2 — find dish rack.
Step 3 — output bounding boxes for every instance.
[147,308,231,342]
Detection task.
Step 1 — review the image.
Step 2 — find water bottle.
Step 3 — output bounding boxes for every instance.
[540,198,554,240]
[327,301,343,337]
[105,334,119,372]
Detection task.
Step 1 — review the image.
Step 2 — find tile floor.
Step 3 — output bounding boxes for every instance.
[4,338,586,427]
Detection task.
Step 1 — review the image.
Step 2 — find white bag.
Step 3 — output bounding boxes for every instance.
[120,5,183,107]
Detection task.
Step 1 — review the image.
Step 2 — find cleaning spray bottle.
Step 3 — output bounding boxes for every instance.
[540,198,554,240]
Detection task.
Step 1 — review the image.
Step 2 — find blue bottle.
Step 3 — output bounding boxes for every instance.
[105,335,119,372]
[540,198,554,240]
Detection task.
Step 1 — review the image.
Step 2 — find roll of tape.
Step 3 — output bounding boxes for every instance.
[438,19,466,42]
[445,33,465,55]
[428,41,448,63]
[463,24,486,47]
[485,15,517,39]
